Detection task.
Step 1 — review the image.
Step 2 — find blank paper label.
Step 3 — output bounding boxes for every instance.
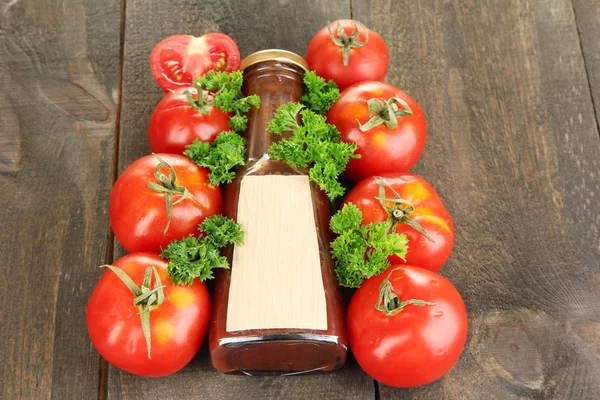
[226,175,327,332]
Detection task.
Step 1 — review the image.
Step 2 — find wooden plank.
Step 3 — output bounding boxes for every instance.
[574,0,600,131]
[353,0,600,398]
[0,0,121,399]
[109,0,374,399]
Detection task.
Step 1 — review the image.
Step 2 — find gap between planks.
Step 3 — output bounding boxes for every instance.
[571,0,600,137]
[98,0,127,399]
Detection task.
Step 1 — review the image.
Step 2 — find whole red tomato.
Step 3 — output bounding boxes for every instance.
[149,87,230,154]
[344,173,454,272]
[327,82,427,182]
[109,154,222,253]
[150,33,240,92]
[87,253,211,377]
[306,20,389,90]
[347,265,468,388]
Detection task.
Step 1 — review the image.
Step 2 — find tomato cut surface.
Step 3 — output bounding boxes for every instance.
[150,34,240,92]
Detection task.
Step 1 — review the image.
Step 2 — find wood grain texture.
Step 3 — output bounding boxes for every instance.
[227,175,327,332]
[353,0,600,398]
[0,0,121,399]
[573,0,600,132]
[110,0,375,399]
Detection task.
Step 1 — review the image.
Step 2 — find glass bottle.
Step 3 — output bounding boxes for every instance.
[208,50,347,374]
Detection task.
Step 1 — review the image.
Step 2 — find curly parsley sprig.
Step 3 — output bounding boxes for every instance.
[330,203,408,288]
[184,131,246,185]
[161,215,244,285]
[192,70,260,132]
[182,70,257,184]
[268,103,358,199]
[301,71,340,114]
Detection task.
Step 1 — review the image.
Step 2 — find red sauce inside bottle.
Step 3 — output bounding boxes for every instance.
[208,51,347,374]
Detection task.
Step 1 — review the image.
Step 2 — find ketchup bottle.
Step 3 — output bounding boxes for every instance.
[209,50,348,374]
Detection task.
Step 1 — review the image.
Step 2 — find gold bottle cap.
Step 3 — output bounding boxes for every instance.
[241,49,309,71]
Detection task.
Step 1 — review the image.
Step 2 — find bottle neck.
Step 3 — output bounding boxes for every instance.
[242,61,305,161]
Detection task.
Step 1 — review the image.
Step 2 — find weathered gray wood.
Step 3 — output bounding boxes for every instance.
[353,0,600,398]
[2,0,596,398]
[574,0,600,132]
[109,0,374,399]
[0,0,121,399]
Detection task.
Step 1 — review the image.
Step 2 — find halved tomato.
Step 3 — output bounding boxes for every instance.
[150,34,240,92]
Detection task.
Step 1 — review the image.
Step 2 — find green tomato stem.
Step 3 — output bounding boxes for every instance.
[375,177,434,242]
[101,265,165,358]
[375,268,435,316]
[147,154,195,235]
[327,21,369,67]
[358,97,413,132]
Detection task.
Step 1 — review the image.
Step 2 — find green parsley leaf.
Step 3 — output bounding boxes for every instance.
[184,131,246,186]
[268,103,358,199]
[228,113,248,133]
[301,71,340,114]
[194,70,260,132]
[200,214,244,248]
[268,102,303,134]
[196,70,234,92]
[330,203,408,288]
[161,215,244,285]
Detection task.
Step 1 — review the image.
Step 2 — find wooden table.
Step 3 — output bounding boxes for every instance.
[1,0,599,399]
